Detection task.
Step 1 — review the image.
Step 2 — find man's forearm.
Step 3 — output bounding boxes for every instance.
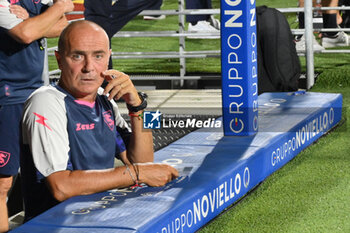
[46,166,135,202]
[8,1,71,44]
[46,161,179,202]
[43,15,68,38]
[100,71,154,163]
[127,110,154,163]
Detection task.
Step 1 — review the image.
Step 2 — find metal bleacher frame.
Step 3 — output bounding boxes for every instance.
[47,2,350,89]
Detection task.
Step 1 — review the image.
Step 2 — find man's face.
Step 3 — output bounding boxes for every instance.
[56,24,111,101]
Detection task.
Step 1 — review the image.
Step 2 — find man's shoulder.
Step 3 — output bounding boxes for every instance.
[23,85,68,125]
[26,85,66,105]
[0,0,10,6]
[0,0,9,7]
[32,85,64,96]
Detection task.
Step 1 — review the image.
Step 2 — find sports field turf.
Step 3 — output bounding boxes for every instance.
[47,0,350,232]
[201,1,350,232]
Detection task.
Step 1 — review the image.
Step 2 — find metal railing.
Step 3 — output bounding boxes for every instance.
[48,0,222,86]
[47,1,350,89]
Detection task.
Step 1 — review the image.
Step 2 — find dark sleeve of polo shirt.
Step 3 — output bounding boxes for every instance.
[114,126,131,160]
[116,126,131,149]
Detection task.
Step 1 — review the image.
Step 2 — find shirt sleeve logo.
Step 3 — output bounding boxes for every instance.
[0,151,10,167]
[9,0,20,5]
[33,112,52,131]
[103,110,115,131]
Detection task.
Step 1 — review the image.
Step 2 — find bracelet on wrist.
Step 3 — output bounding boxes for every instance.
[128,111,143,120]
[124,164,141,189]
[131,164,141,189]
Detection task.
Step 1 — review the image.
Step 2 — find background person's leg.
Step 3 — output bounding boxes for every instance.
[0,104,23,233]
[84,0,160,69]
[0,176,12,233]
[297,0,317,35]
[143,0,165,20]
[295,0,324,52]
[322,0,339,36]
[185,0,219,39]
[321,0,350,47]
[185,0,211,24]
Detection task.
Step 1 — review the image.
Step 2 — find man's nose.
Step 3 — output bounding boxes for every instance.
[82,56,94,72]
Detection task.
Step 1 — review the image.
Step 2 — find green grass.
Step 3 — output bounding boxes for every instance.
[47,1,350,232]
[200,88,350,232]
[198,1,350,232]
[200,86,350,232]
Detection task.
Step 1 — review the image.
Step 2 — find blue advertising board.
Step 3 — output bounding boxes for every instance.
[221,0,258,136]
[11,92,343,233]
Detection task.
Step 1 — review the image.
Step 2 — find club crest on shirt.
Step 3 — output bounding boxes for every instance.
[0,151,10,167]
[103,110,115,131]
[5,85,10,96]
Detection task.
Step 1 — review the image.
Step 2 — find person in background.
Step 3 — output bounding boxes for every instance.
[186,0,220,39]
[84,0,164,69]
[0,0,74,231]
[143,0,165,20]
[143,0,220,38]
[296,0,349,51]
[20,20,178,221]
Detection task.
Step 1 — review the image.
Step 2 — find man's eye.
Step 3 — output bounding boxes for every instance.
[95,54,103,59]
[72,54,82,60]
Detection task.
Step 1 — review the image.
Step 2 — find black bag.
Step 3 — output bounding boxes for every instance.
[256,6,301,94]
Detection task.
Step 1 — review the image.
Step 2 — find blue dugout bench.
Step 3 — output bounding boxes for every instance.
[11,92,342,233]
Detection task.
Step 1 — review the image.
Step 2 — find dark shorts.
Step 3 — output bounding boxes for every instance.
[84,0,161,37]
[0,104,23,176]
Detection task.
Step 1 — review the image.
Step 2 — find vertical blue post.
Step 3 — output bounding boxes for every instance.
[221,0,258,136]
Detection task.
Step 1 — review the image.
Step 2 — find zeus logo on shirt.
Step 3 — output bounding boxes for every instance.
[76,123,95,131]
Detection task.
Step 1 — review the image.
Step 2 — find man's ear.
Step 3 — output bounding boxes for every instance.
[55,51,62,70]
